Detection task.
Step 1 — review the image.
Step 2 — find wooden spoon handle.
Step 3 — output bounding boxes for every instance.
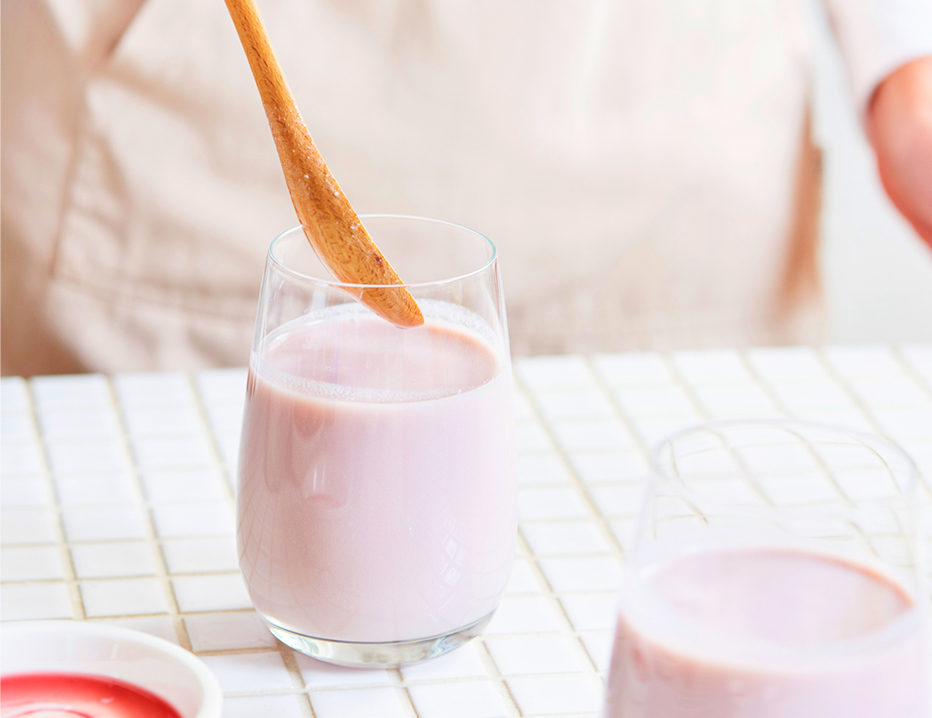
[224,0,424,328]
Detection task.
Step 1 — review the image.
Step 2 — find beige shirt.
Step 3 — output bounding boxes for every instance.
[2,0,930,374]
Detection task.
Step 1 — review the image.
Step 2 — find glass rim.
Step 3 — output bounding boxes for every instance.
[649,417,921,495]
[268,214,498,290]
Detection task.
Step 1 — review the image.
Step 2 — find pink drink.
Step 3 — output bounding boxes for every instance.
[606,546,927,717]
[237,311,516,643]
[1,673,182,718]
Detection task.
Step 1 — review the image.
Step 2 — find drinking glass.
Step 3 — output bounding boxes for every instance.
[605,419,928,717]
[237,216,516,666]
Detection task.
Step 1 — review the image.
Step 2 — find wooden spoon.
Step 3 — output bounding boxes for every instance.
[224,0,424,328]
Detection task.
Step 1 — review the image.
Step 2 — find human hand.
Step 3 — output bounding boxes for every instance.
[868,57,932,249]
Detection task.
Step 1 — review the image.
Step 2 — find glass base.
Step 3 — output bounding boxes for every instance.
[263,611,496,667]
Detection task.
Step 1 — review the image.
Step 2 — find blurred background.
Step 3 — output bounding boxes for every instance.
[2,0,931,376]
[811,0,932,343]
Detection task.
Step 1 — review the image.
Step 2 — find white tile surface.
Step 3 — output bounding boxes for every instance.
[38,410,122,441]
[171,573,252,613]
[671,350,753,385]
[30,374,111,410]
[507,674,603,715]
[3,349,929,716]
[113,372,195,408]
[535,391,615,420]
[485,596,566,635]
[522,522,612,556]
[46,440,130,474]
[580,632,614,673]
[746,347,828,381]
[61,506,148,542]
[517,356,595,391]
[408,682,508,718]
[101,615,179,644]
[1,376,30,413]
[589,484,647,518]
[1,413,38,442]
[1,477,50,507]
[71,541,157,578]
[518,488,589,521]
[80,577,169,617]
[569,451,648,483]
[549,419,636,452]
[400,642,488,681]
[152,503,234,538]
[503,559,541,595]
[160,537,239,574]
[223,694,305,718]
[592,353,673,386]
[1,509,57,545]
[200,652,294,693]
[2,440,45,475]
[122,406,204,438]
[1,582,74,620]
[309,687,408,718]
[298,654,393,688]
[131,437,215,470]
[560,593,620,632]
[613,386,696,418]
[141,468,227,504]
[485,634,589,675]
[55,472,138,506]
[1,546,65,581]
[539,557,623,593]
[515,454,572,486]
[513,423,552,454]
[185,611,277,651]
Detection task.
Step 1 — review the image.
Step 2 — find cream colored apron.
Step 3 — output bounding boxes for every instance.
[2,0,820,373]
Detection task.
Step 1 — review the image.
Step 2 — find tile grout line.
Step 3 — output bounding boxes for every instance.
[745,350,920,558]
[668,354,876,548]
[672,354,858,513]
[813,349,889,436]
[469,635,523,717]
[386,668,420,718]
[106,377,193,651]
[186,374,321,715]
[659,355,780,511]
[814,349,932,504]
[513,368,623,681]
[185,374,237,507]
[23,379,86,621]
[584,356,693,526]
[891,346,932,496]
[185,373,324,718]
[517,367,630,564]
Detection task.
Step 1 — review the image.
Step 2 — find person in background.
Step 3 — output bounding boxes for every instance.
[2,0,931,375]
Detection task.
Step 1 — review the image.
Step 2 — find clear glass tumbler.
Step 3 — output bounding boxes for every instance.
[237,216,516,666]
[605,419,928,717]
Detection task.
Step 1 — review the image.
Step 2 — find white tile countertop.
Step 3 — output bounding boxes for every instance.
[2,344,932,717]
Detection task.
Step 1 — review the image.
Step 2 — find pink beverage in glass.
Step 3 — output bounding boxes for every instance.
[605,544,927,717]
[606,420,930,717]
[238,308,516,647]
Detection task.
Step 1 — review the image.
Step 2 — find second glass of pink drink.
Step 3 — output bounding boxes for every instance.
[605,420,929,717]
[237,216,516,666]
